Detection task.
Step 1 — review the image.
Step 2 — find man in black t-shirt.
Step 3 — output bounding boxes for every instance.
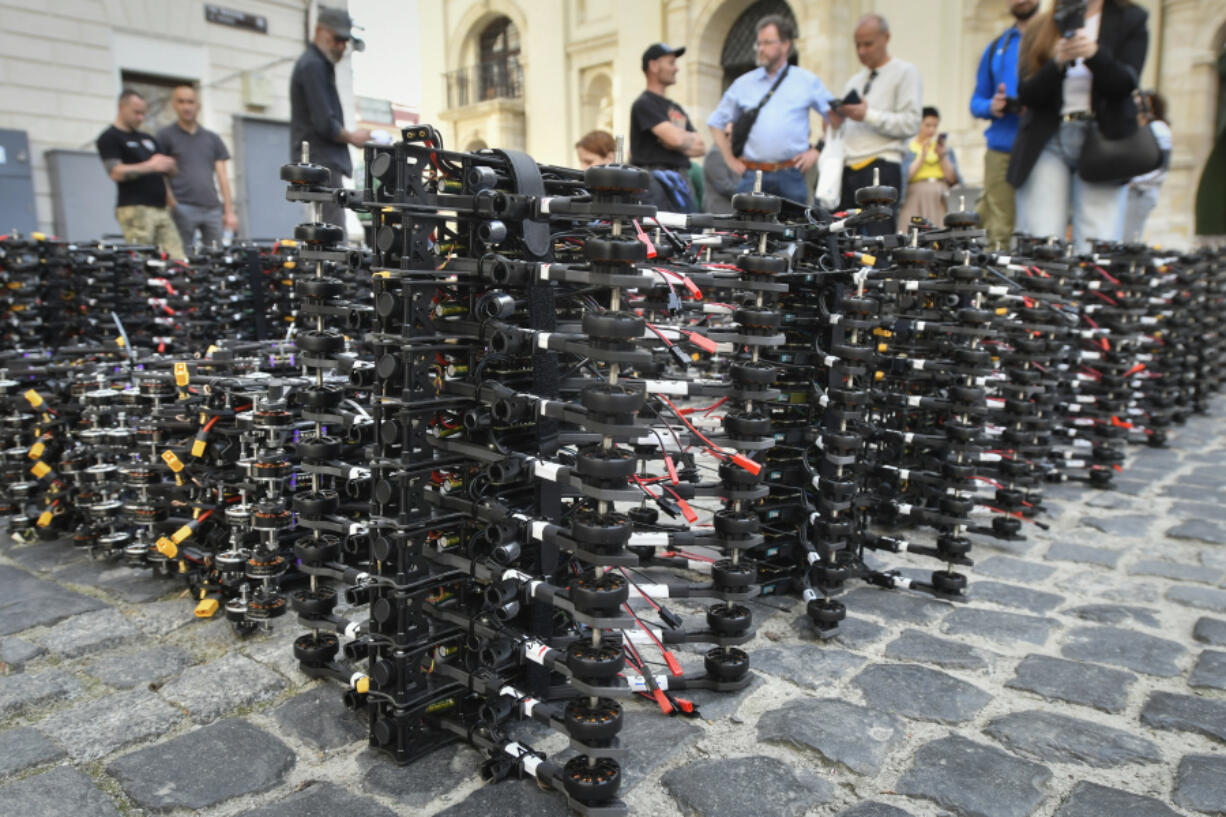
[630,43,704,213]
[95,89,185,259]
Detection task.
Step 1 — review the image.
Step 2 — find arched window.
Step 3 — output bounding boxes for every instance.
[720,0,797,89]
[478,17,522,101]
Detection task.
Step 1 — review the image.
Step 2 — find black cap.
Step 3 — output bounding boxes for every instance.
[318,6,365,52]
[641,43,685,72]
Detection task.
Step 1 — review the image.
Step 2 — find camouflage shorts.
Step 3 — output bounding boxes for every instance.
[115,205,186,259]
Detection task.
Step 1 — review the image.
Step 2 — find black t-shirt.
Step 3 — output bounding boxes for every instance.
[630,91,694,170]
[96,126,166,207]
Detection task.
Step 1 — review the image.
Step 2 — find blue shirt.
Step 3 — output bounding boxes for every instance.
[707,65,834,163]
[970,27,1022,153]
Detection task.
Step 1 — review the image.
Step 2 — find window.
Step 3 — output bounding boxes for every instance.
[478,17,521,101]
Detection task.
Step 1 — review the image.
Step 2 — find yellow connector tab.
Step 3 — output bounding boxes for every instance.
[174,362,189,387]
[32,231,46,241]
[354,675,370,694]
[191,439,207,458]
[194,598,219,618]
[996,307,1008,315]
[156,536,179,559]
[171,525,193,545]
[115,335,125,348]
[280,239,299,248]
[206,345,218,356]
[31,461,51,479]
[28,441,45,460]
[161,450,185,472]
[860,253,877,266]
[877,343,889,353]
[24,389,43,408]
[37,510,53,528]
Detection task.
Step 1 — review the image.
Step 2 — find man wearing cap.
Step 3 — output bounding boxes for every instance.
[290,5,370,228]
[630,43,704,213]
[707,14,834,202]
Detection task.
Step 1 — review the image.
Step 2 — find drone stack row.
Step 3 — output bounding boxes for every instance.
[0,127,1222,816]
[0,232,305,352]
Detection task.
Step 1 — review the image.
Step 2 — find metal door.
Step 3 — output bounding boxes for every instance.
[0,130,38,235]
[233,116,300,241]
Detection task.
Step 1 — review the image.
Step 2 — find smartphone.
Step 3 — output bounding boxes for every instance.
[937,132,947,146]
[838,89,861,107]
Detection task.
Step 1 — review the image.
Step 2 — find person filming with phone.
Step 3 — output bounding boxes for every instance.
[1009,0,1152,252]
[897,107,961,231]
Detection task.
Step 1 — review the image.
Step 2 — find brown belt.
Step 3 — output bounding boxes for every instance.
[742,160,791,172]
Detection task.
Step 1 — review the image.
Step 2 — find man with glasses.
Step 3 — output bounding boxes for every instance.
[290,6,370,229]
[831,13,922,233]
[707,14,835,202]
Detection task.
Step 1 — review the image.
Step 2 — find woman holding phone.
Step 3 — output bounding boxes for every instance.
[1009,0,1149,252]
[897,106,960,231]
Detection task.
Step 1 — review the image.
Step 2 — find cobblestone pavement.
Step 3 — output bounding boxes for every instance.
[1,402,1225,817]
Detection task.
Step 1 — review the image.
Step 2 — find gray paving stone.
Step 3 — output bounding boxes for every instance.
[1061,625,1185,677]
[1129,559,1219,583]
[1062,603,1160,628]
[108,718,294,810]
[158,652,287,723]
[757,697,905,775]
[617,708,702,789]
[7,540,89,573]
[1085,491,1132,509]
[941,607,1058,646]
[34,607,141,659]
[1081,514,1154,538]
[1162,483,1224,501]
[1167,519,1226,545]
[0,669,81,717]
[1052,781,1179,817]
[271,686,367,752]
[1006,654,1136,713]
[1202,548,1226,572]
[752,644,865,689]
[1140,691,1226,743]
[0,564,107,636]
[1177,465,1226,489]
[1173,754,1226,816]
[896,734,1050,817]
[433,778,569,817]
[974,556,1057,583]
[837,587,950,624]
[0,636,45,671]
[85,645,193,689]
[852,664,990,724]
[235,781,397,817]
[53,561,176,604]
[39,688,184,761]
[0,726,65,776]
[834,616,888,648]
[1173,501,1226,524]
[1193,616,1226,646]
[1189,649,1226,691]
[884,629,991,670]
[0,766,119,817]
[662,755,833,817]
[1045,541,1123,567]
[836,804,914,817]
[361,742,482,807]
[984,709,1160,767]
[124,599,202,637]
[1055,571,1160,603]
[1168,585,1226,613]
[969,580,1064,614]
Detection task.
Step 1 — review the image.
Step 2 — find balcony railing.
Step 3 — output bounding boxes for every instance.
[445,58,524,109]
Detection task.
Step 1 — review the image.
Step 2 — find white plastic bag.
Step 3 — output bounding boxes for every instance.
[815,129,845,211]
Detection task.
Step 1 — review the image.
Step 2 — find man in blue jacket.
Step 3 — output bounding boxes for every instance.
[969,0,1038,249]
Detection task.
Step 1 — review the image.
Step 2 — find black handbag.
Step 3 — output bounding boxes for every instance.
[731,65,790,158]
[1078,119,1162,184]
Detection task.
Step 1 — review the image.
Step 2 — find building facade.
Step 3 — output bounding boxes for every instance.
[417,0,1226,249]
[0,0,360,238]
